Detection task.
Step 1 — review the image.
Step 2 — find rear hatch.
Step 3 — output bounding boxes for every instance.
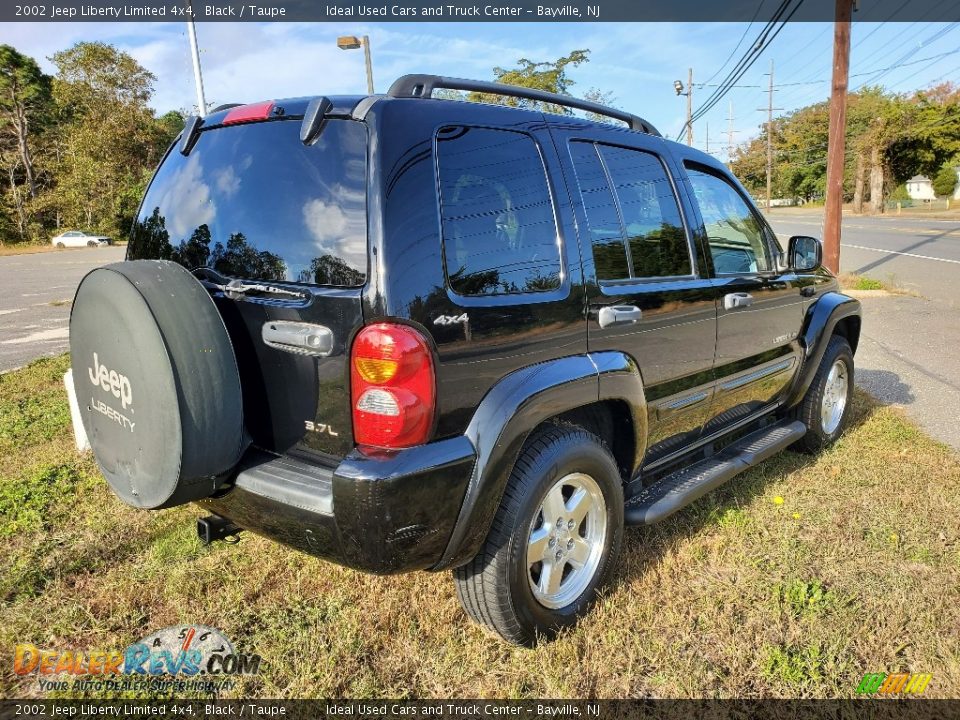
[127,101,368,461]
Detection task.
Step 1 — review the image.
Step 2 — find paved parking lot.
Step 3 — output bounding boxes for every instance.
[0,247,125,372]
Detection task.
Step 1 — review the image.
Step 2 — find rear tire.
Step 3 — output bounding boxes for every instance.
[453,425,624,645]
[791,334,854,453]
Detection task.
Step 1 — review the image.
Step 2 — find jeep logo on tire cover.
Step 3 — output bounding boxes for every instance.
[88,352,133,409]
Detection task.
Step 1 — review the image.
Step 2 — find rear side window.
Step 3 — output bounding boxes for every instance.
[570,142,691,281]
[436,126,560,297]
[128,118,368,286]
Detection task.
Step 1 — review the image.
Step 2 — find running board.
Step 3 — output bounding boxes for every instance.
[625,420,807,526]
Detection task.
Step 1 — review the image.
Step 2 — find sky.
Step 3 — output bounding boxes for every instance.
[2,20,958,160]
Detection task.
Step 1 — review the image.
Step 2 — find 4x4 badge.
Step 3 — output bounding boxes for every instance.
[434,313,468,326]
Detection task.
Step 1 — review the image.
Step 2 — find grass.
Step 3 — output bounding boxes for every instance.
[0,242,127,257]
[843,275,885,291]
[838,273,916,295]
[2,355,960,699]
[0,244,59,257]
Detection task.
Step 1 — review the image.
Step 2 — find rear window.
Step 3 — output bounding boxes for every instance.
[129,118,368,286]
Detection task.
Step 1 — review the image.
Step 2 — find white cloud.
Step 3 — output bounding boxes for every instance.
[153,153,215,239]
[214,164,241,197]
[302,187,367,266]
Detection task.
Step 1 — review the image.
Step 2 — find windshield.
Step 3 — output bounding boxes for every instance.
[128,118,368,287]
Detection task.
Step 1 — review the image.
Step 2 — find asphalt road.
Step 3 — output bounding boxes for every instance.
[768,211,960,306]
[768,210,960,451]
[0,247,125,372]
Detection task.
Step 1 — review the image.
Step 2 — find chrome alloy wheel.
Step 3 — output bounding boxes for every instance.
[821,359,849,435]
[526,472,608,610]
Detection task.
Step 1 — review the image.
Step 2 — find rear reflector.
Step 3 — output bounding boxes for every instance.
[222,101,275,126]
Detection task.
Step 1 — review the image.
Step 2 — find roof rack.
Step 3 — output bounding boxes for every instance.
[387,74,661,137]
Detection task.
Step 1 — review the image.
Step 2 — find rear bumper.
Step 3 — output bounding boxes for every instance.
[198,435,476,574]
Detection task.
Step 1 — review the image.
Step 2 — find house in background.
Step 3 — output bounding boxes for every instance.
[906,175,936,201]
[953,167,960,200]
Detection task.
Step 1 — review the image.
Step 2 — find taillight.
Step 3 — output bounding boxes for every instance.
[222,101,275,125]
[351,323,435,449]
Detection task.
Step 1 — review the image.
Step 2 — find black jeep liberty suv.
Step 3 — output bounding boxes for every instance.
[70,75,861,645]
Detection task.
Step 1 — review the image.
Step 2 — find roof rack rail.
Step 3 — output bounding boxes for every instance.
[387,74,661,137]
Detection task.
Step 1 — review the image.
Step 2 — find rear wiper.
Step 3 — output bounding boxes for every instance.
[194,268,306,300]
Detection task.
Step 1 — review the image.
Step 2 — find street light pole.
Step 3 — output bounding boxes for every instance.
[674,69,693,146]
[185,0,207,116]
[362,35,374,95]
[337,34,375,94]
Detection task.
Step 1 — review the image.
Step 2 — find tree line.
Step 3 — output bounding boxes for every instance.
[4,39,954,249]
[731,84,960,210]
[0,42,183,246]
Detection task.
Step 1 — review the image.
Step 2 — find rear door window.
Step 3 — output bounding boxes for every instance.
[570,141,692,281]
[128,118,368,286]
[436,125,561,297]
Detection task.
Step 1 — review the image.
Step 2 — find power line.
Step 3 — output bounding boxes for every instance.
[681,0,805,138]
[853,22,959,91]
[778,3,953,105]
[853,3,957,70]
[674,0,794,140]
[701,1,766,86]
[700,48,960,89]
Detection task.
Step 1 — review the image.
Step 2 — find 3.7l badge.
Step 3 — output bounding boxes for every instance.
[305,420,338,437]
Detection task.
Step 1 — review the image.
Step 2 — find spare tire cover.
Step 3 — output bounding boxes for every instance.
[70,260,245,509]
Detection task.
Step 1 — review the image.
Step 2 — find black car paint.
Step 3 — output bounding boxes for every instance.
[200,436,476,573]
[130,92,860,575]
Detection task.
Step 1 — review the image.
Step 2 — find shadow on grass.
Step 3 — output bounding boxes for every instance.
[615,389,882,583]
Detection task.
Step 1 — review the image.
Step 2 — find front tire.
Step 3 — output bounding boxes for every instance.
[792,334,854,453]
[453,425,624,645]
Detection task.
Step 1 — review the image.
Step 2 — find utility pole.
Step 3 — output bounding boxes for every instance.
[185,0,207,116]
[727,101,737,167]
[705,122,710,154]
[759,60,783,212]
[823,0,854,275]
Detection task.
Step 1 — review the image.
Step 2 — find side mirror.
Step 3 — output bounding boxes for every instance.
[788,235,822,272]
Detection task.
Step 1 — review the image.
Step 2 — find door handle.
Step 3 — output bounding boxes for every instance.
[598,305,642,328]
[724,292,753,310]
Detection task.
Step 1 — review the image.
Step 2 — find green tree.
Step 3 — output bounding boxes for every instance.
[0,45,51,199]
[49,42,176,236]
[0,45,53,242]
[933,164,958,197]
[51,41,154,109]
[468,49,591,115]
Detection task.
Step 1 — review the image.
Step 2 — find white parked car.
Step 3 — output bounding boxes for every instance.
[52,230,112,248]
